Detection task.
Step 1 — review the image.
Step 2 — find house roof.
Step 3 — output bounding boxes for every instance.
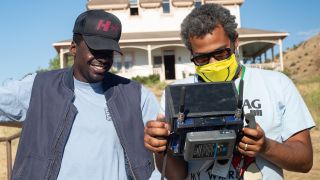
[172,0,194,7]
[204,0,244,5]
[237,28,289,38]
[87,0,244,10]
[139,0,162,2]
[119,28,289,43]
[139,0,163,8]
[87,0,129,10]
[120,31,181,43]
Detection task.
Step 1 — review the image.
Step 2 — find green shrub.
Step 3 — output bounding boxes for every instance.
[132,74,160,85]
[283,67,292,77]
[290,62,296,67]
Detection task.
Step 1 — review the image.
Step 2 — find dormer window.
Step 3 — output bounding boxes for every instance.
[163,0,170,13]
[195,0,202,7]
[129,0,139,16]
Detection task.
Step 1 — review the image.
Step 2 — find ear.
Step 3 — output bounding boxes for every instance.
[69,41,77,56]
[234,32,239,48]
[190,49,194,55]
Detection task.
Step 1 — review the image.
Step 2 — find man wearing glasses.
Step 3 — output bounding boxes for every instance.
[144,3,315,180]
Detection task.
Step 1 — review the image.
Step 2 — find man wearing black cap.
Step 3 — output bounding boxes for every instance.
[0,10,160,180]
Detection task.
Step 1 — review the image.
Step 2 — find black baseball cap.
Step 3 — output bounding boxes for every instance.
[73,10,122,54]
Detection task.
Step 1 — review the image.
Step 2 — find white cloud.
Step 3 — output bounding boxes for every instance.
[297,28,320,37]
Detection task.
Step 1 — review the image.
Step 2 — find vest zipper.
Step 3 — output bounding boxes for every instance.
[123,148,137,180]
[45,105,72,180]
[107,103,137,180]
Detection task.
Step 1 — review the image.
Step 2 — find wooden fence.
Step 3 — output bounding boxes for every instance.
[0,122,21,180]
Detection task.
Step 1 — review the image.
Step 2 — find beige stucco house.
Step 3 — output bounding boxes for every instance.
[53,0,288,81]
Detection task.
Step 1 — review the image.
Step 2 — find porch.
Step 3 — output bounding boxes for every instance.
[52,28,288,81]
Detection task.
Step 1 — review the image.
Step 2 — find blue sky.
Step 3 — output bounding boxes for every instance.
[241,0,320,51]
[0,0,319,83]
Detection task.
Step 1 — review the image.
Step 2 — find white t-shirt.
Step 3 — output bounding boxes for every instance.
[56,78,162,180]
[160,67,315,180]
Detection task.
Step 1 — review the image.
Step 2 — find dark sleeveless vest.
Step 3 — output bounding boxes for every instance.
[11,68,154,180]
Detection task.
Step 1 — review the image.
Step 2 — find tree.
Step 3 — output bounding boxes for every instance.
[37,54,74,72]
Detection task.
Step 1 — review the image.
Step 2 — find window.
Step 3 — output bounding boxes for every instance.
[162,0,170,13]
[130,7,139,16]
[129,0,137,6]
[112,53,134,72]
[129,0,139,16]
[153,56,162,68]
[195,0,202,8]
[113,54,122,72]
[124,54,133,70]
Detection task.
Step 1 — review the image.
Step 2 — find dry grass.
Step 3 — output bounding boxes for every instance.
[296,79,320,126]
[282,34,320,81]
[284,78,320,178]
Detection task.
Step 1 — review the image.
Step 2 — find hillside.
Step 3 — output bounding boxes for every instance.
[282,33,320,179]
[283,33,320,81]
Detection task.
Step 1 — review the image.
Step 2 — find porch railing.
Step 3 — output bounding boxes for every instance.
[0,122,22,180]
[245,62,281,70]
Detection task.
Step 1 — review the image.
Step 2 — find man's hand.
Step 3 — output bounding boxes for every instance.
[144,114,188,179]
[238,123,268,157]
[144,114,170,153]
[238,123,313,172]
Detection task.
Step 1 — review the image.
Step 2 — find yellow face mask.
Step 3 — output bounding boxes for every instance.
[195,53,239,82]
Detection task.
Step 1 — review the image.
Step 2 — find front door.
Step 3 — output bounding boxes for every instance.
[164,54,175,80]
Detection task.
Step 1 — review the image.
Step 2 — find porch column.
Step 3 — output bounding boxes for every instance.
[59,48,67,69]
[271,47,274,62]
[278,39,284,71]
[147,45,152,68]
[64,54,68,68]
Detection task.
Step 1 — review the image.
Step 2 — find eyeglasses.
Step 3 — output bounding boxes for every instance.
[191,47,233,66]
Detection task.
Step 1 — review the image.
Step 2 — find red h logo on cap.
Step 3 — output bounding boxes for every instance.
[96,20,111,31]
